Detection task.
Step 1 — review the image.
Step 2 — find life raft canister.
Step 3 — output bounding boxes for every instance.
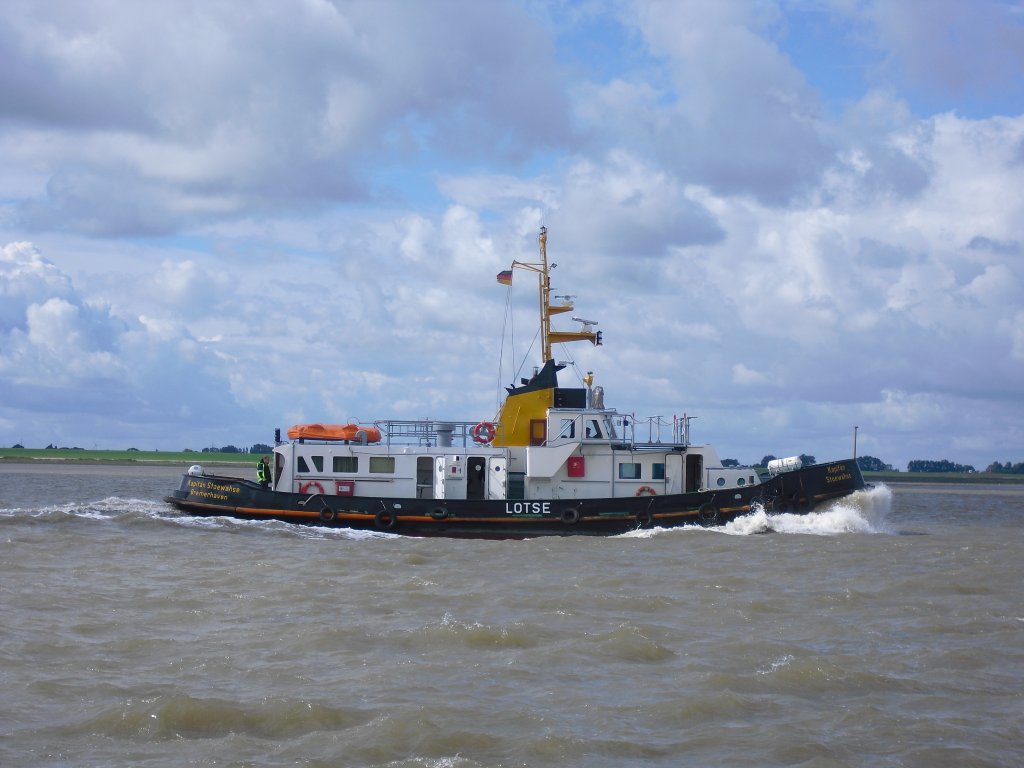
[472,421,496,444]
[286,423,382,443]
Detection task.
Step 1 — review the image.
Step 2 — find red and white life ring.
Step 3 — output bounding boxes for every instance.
[635,485,657,497]
[300,481,325,495]
[472,421,497,444]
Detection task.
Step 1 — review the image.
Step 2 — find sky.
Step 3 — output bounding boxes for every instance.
[1,0,1023,471]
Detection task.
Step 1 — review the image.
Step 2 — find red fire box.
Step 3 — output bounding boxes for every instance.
[567,456,585,478]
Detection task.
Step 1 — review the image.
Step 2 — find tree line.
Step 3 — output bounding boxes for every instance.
[985,461,1024,474]
[200,443,275,454]
[859,456,1024,474]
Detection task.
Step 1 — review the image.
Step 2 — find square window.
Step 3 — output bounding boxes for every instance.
[652,463,665,480]
[618,462,641,480]
[311,455,324,472]
[297,456,310,473]
[369,456,395,474]
[333,456,358,473]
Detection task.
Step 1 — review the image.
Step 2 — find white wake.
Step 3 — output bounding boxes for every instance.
[722,483,893,536]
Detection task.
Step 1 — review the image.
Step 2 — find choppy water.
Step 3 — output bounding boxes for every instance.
[2,463,1022,767]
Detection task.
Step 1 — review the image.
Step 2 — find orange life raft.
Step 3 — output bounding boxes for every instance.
[286,423,382,443]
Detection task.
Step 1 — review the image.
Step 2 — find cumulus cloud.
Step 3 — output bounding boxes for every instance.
[0,241,74,329]
[0,244,127,392]
[610,0,836,203]
[1,0,572,235]
[867,0,1024,105]
[733,363,771,386]
[0,241,255,447]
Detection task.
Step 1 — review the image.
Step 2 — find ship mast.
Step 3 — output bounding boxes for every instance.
[508,227,601,363]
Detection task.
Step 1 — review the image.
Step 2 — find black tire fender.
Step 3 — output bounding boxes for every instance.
[698,504,719,526]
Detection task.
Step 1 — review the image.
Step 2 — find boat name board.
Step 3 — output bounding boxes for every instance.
[188,478,240,501]
[825,464,853,484]
[506,501,551,515]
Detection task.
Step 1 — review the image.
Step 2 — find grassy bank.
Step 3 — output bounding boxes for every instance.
[0,448,256,465]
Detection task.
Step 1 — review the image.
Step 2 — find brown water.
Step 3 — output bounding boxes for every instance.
[2,464,1022,767]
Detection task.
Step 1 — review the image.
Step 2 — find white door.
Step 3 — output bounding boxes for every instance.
[666,453,683,494]
[487,457,507,500]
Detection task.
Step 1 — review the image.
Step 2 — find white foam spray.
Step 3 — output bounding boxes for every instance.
[626,483,894,538]
[722,483,893,536]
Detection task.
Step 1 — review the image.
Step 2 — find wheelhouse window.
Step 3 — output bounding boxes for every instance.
[585,419,603,439]
[369,456,395,474]
[297,455,325,473]
[333,456,358,473]
[618,462,642,480]
[558,418,576,439]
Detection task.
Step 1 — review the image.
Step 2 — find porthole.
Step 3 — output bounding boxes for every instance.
[716,477,726,487]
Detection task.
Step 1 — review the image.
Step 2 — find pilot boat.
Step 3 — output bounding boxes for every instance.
[165,227,865,537]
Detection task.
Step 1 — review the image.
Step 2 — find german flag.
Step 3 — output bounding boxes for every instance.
[496,269,513,285]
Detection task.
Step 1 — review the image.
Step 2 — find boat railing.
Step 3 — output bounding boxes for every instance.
[360,414,689,450]
[607,413,692,447]
[373,419,501,448]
